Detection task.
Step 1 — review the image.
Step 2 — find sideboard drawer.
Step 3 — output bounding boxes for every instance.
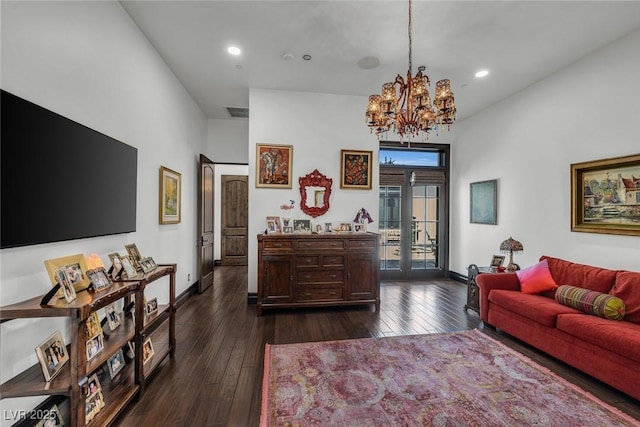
[263,239,293,250]
[297,239,345,250]
[296,287,344,302]
[297,270,344,284]
[297,255,320,267]
[347,238,376,251]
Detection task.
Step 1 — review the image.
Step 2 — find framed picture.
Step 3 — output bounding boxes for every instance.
[314,223,324,234]
[35,404,64,427]
[571,154,640,236]
[490,255,505,268]
[159,166,182,224]
[337,222,353,232]
[35,330,69,382]
[266,216,282,234]
[139,257,157,273]
[86,332,104,361]
[353,223,367,233]
[470,179,498,225]
[256,144,293,188]
[125,243,143,271]
[145,297,158,316]
[86,267,112,291]
[44,254,91,293]
[142,338,155,364]
[105,303,121,331]
[324,222,333,233]
[85,312,103,340]
[107,349,126,379]
[108,252,123,279]
[293,219,311,234]
[282,226,293,235]
[86,373,102,397]
[54,267,77,303]
[340,149,373,189]
[85,389,105,423]
[120,255,137,278]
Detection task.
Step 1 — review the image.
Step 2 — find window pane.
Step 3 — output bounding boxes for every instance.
[380,149,439,167]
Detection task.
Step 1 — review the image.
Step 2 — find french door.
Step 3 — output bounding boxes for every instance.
[379,167,448,279]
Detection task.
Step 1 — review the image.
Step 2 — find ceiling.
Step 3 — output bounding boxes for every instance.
[120,1,640,121]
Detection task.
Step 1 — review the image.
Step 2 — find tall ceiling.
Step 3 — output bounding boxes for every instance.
[120,1,640,121]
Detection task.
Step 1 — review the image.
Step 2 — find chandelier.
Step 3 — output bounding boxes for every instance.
[365,0,456,141]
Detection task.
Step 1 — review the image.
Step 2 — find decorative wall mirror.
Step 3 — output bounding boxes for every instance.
[299,169,332,218]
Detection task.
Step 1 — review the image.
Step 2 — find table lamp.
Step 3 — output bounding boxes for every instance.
[500,237,523,272]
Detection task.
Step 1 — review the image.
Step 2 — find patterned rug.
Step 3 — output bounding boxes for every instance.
[260,329,639,426]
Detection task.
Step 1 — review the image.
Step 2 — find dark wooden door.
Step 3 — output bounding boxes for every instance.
[347,253,377,300]
[198,155,215,293]
[221,175,248,265]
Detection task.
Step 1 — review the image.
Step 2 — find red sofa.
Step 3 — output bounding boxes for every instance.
[477,255,640,400]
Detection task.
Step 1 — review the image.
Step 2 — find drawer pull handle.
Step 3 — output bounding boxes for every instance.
[274,243,282,247]
[359,242,366,246]
[304,275,311,279]
[303,243,311,247]
[305,259,312,263]
[329,291,337,296]
[305,292,311,297]
[330,275,337,279]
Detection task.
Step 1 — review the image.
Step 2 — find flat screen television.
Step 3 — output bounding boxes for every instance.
[1,90,138,249]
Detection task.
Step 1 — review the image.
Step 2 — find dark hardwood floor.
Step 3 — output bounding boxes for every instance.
[114,266,640,426]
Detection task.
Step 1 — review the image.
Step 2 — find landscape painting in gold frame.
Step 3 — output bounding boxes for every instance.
[571,153,640,236]
[159,166,181,224]
[256,144,293,188]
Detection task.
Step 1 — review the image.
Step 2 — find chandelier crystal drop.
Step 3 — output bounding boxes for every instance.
[365,0,456,142]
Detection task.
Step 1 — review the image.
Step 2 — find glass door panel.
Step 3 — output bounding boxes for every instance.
[379,186,401,271]
[411,185,440,271]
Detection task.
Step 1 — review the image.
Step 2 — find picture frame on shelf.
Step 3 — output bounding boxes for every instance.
[86,267,112,291]
[293,219,311,234]
[282,226,293,234]
[34,404,63,427]
[145,297,158,316]
[54,267,77,303]
[139,257,157,273]
[85,389,105,424]
[86,332,104,361]
[470,179,498,225]
[105,303,121,331]
[353,223,367,233]
[120,255,137,278]
[107,349,126,379]
[108,252,123,279]
[86,373,102,397]
[571,153,640,236]
[340,149,373,190]
[337,222,353,232]
[266,216,282,234]
[490,255,505,268]
[142,338,155,364]
[324,222,333,233]
[159,166,182,224]
[44,253,91,293]
[256,143,293,188]
[35,330,69,382]
[125,243,143,271]
[85,312,103,340]
[314,223,324,234]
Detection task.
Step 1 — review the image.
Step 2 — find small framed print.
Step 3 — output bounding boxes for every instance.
[105,303,121,331]
[353,223,367,233]
[145,297,158,316]
[35,330,69,382]
[85,389,105,423]
[266,216,282,234]
[85,312,103,340]
[125,243,143,272]
[120,255,137,278]
[324,222,333,233]
[86,267,112,291]
[160,166,182,224]
[139,257,157,273]
[337,222,353,232]
[54,267,77,303]
[86,333,104,361]
[35,404,63,427]
[293,219,311,234]
[44,253,91,293]
[490,255,505,268]
[143,338,155,364]
[314,223,324,234]
[86,373,102,397]
[107,349,126,379]
[282,226,293,234]
[340,149,373,190]
[108,252,123,279]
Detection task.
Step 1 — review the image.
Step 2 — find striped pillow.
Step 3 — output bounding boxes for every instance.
[555,285,626,320]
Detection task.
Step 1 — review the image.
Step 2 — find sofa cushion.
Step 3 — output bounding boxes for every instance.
[555,285,625,320]
[540,256,617,293]
[557,314,640,364]
[489,290,581,327]
[610,271,640,324]
[516,259,558,294]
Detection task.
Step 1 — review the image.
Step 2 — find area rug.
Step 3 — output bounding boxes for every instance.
[260,329,639,426]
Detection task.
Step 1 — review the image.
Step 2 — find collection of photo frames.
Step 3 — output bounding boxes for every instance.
[265,216,368,235]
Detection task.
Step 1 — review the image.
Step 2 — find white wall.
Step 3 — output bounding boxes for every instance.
[450,28,640,275]
[213,164,250,261]
[207,118,249,163]
[0,2,206,421]
[247,89,380,293]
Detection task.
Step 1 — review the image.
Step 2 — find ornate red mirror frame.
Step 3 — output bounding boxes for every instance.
[299,169,332,218]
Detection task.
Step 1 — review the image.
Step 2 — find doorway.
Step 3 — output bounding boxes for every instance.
[220,175,248,265]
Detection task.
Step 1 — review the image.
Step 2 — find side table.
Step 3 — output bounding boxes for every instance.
[464,264,495,314]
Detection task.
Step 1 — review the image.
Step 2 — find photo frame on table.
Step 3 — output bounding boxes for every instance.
[105,303,121,331]
[143,338,155,364]
[45,254,91,293]
[86,267,112,291]
[35,330,69,382]
[139,257,157,274]
[34,404,63,427]
[86,373,102,397]
[85,312,103,340]
[282,226,293,235]
[145,297,158,316]
[490,255,505,268]
[85,387,105,424]
[353,223,367,233]
[108,252,123,279]
[265,216,282,234]
[107,349,126,379]
[324,222,333,233]
[125,243,143,271]
[256,144,293,188]
[337,222,353,232]
[340,149,373,190]
[571,153,640,236]
[54,267,77,303]
[159,166,182,224]
[293,219,311,234]
[86,332,104,362]
[313,223,324,234]
[120,255,137,278]
[470,179,498,225]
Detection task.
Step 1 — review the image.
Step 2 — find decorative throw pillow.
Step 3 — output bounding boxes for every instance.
[556,285,626,320]
[516,259,559,294]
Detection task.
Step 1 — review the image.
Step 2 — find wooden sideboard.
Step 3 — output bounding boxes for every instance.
[257,233,380,315]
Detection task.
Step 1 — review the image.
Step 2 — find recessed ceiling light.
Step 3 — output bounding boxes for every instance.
[475,70,489,78]
[227,46,241,56]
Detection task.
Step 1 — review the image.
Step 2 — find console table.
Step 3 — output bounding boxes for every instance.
[257,233,380,315]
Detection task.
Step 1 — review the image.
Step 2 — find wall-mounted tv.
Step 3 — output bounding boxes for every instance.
[1,90,138,249]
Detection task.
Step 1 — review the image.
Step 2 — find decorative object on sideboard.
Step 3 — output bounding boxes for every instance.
[299,169,332,217]
[571,153,640,236]
[340,150,373,190]
[159,165,182,224]
[500,237,523,272]
[364,0,455,142]
[256,144,293,188]
[353,207,374,225]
